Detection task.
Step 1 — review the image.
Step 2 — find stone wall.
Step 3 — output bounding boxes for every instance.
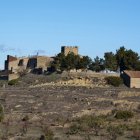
[131,78,140,88]
[8,73,20,81]
[8,57,29,73]
[8,59,19,72]
[4,55,54,80]
[37,56,53,71]
[5,55,53,73]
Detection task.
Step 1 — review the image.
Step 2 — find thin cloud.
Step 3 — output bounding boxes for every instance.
[0,44,21,53]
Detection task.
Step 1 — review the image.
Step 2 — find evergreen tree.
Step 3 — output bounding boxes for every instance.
[116,46,140,71]
[89,56,105,72]
[104,52,117,71]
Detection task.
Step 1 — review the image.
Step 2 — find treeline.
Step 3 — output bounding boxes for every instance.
[50,46,140,72]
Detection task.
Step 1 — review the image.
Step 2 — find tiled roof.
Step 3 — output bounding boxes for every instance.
[124,70,140,78]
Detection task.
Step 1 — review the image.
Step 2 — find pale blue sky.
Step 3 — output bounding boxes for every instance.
[0,0,140,69]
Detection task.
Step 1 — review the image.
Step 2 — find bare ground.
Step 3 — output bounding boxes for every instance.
[0,73,140,140]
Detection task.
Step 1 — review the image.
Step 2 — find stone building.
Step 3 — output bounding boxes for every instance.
[5,55,53,73]
[121,70,140,88]
[2,55,54,80]
[0,46,80,81]
[61,46,78,56]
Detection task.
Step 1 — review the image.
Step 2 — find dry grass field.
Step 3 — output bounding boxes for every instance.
[0,73,140,140]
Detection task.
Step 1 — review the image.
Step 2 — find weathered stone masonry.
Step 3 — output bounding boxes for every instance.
[61,46,78,56]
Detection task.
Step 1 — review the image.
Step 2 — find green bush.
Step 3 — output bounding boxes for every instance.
[8,79,19,86]
[115,110,134,121]
[105,76,123,87]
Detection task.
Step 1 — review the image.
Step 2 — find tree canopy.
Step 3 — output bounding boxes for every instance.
[116,46,140,71]
[104,52,117,71]
[50,52,92,71]
[89,56,105,72]
[50,46,140,73]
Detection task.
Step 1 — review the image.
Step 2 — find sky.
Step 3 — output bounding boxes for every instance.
[0,0,140,69]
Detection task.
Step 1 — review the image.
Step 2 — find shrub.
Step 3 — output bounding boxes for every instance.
[40,132,54,140]
[39,123,54,140]
[44,128,54,140]
[105,76,123,87]
[85,115,105,136]
[115,110,134,121]
[107,125,124,140]
[130,122,140,140]
[67,123,81,135]
[40,135,46,140]
[132,122,140,130]
[22,115,29,122]
[21,115,30,135]
[0,104,4,122]
[68,115,106,135]
[8,79,19,86]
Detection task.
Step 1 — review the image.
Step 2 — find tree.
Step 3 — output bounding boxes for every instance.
[51,53,65,71]
[116,46,127,72]
[135,60,140,70]
[77,56,92,70]
[104,52,117,71]
[125,49,140,70]
[62,52,77,70]
[50,52,93,72]
[89,56,105,72]
[116,46,140,72]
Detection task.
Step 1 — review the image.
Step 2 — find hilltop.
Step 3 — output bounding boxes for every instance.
[0,72,139,139]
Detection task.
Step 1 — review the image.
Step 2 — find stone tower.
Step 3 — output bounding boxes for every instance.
[61,46,78,56]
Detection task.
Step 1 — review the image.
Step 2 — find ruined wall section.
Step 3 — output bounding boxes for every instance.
[8,57,30,73]
[22,58,30,69]
[5,55,17,70]
[8,73,20,81]
[3,55,54,80]
[37,56,54,71]
[27,57,37,69]
[8,59,20,72]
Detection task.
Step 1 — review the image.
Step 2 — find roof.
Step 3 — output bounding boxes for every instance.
[124,70,140,78]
